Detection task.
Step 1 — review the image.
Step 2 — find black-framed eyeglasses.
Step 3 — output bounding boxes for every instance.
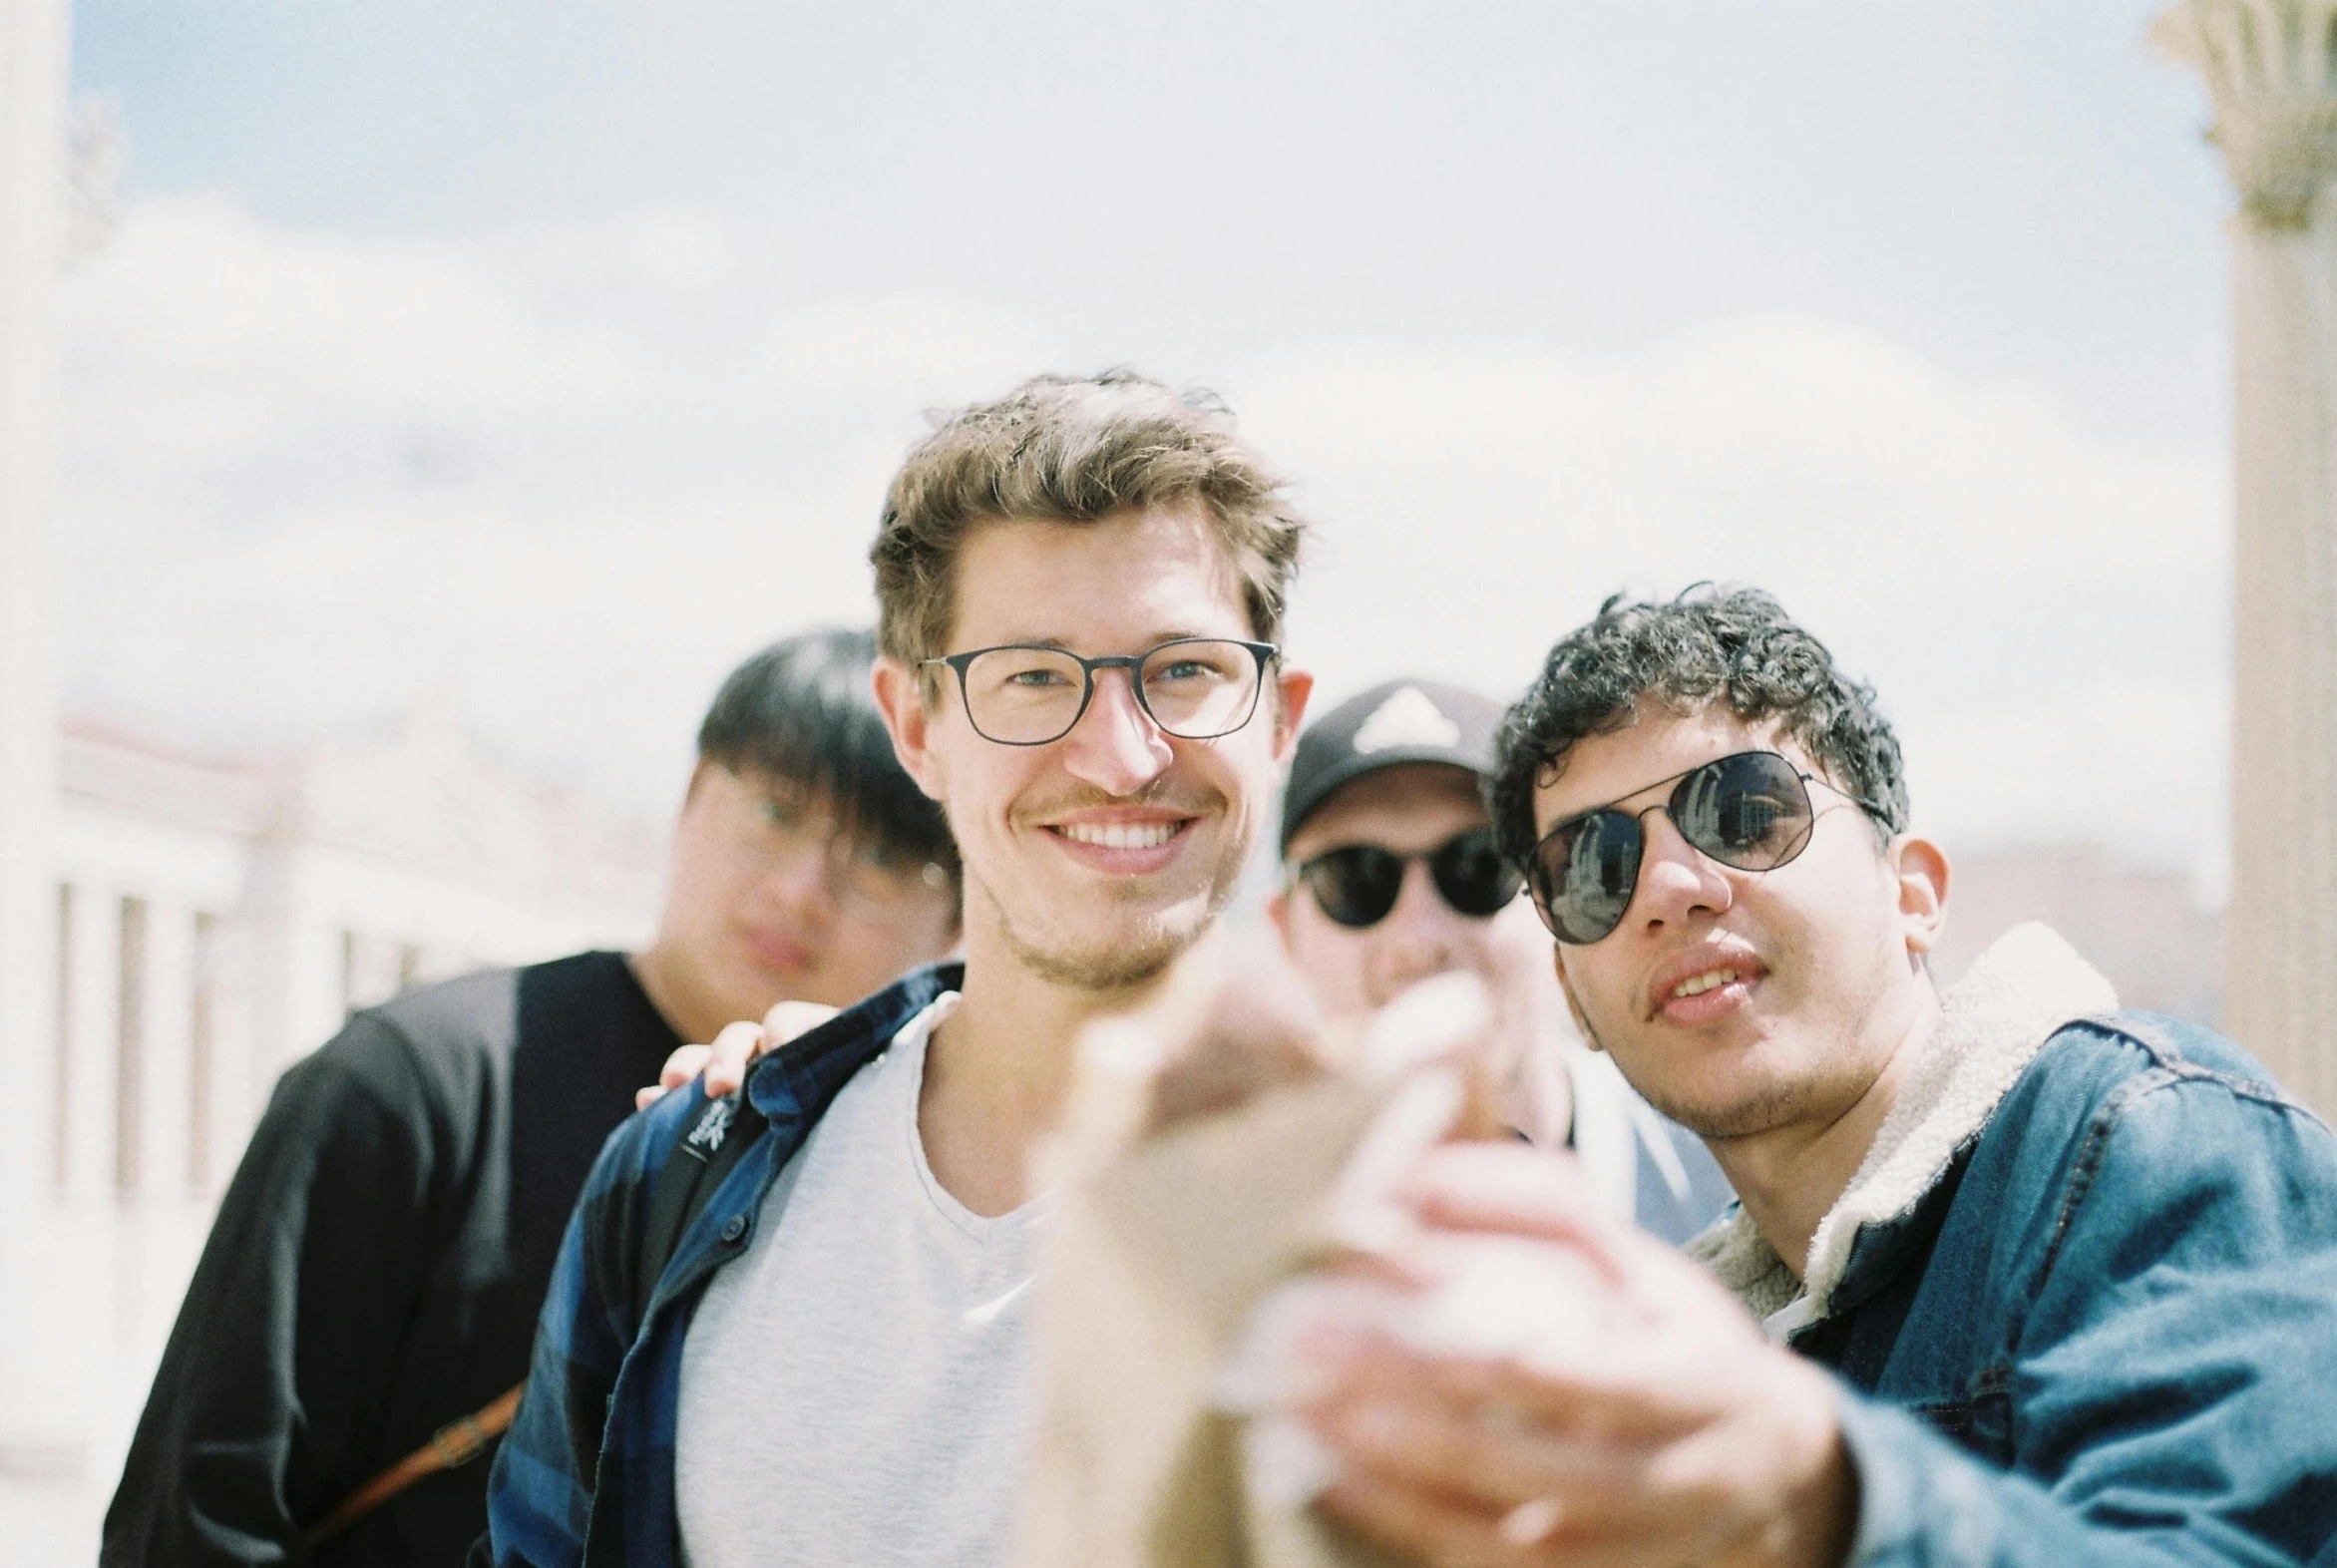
[921,637,1278,747]
[1525,750,1889,946]
[1294,827,1522,930]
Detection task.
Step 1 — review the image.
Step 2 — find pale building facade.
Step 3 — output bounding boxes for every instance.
[1932,845,2224,1025]
[4,22,663,1555]
[6,713,661,1564]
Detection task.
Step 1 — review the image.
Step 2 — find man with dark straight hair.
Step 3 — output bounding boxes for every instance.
[106,628,961,1568]
[1270,587,2337,1567]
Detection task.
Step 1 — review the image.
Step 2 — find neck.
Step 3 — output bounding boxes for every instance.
[917,910,1192,1217]
[625,943,725,1046]
[1707,979,1941,1283]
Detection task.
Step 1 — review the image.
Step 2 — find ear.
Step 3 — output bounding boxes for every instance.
[1889,833,1951,961]
[872,657,948,804]
[1549,944,1605,1053]
[1270,665,1314,763]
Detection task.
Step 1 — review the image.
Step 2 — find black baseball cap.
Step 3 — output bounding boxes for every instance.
[1280,678,1508,854]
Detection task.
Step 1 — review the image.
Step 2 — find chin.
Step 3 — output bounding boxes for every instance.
[1644,1073,1812,1142]
[1001,900,1214,992]
[716,979,790,1022]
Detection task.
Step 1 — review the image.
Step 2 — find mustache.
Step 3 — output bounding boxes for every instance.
[1018,779,1223,821]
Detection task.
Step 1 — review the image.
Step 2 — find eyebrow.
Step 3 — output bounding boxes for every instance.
[963,629,1220,652]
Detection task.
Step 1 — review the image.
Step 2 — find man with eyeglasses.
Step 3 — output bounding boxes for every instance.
[480,370,1315,1568]
[1270,676,1730,1242]
[106,629,961,1568]
[1258,588,2337,1567]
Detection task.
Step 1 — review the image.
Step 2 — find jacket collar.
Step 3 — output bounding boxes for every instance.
[744,961,967,1124]
[1691,924,2116,1324]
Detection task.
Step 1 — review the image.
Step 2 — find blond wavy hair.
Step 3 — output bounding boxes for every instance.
[871,369,1308,680]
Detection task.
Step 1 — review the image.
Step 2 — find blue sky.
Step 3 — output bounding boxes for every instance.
[73,2,2222,426]
[59,1,2238,882]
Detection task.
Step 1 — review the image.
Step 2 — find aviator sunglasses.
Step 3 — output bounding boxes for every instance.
[1295,827,1523,929]
[1526,749,1888,946]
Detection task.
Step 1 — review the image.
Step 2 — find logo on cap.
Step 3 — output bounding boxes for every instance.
[1353,686,1460,754]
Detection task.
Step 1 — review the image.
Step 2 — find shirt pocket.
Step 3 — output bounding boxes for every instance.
[1907,1363,2015,1466]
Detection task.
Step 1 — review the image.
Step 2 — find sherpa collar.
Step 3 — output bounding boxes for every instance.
[1690,923,2118,1326]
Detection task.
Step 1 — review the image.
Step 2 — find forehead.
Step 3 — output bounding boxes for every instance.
[1531,704,1804,837]
[1287,763,1487,861]
[946,504,1253,653]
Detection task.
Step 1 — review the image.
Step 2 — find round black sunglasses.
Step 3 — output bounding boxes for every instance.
[1526,750,1887,945]
[1295,826,1523,929]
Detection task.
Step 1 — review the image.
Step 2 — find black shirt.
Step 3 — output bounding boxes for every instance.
[103,952,681,1567]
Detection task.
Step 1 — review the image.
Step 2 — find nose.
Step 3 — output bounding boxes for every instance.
[1366,861,1468,1003]
[759,833,841,918]
[1058,667,1175,797]
[1629,808,1734,934]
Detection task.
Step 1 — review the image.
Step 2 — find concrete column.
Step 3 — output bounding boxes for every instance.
[2155,0,2337,1112]
[60,877,113,1198]
[0,0,72,1471]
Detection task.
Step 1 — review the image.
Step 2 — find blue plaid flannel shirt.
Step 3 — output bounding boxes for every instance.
[478,963,963,1568]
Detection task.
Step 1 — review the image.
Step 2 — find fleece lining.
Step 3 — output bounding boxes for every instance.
[1690,923,2119,1324]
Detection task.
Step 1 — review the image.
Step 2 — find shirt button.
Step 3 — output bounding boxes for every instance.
[719,1215,748,1244]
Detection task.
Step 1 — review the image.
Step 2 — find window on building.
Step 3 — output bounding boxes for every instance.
[190,912,220,1192]
[117,895,148,1197]
[54,883,74,1190]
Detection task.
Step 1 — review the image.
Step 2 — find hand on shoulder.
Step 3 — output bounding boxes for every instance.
[634,999,841,1110]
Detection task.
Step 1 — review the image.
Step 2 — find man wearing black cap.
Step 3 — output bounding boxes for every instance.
[1268,677,1731,1242]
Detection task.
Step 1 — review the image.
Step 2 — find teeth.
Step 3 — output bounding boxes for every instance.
[1059,821,1178,850]
[1672,968,1741,999]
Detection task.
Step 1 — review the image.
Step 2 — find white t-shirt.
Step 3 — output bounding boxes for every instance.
[674,993,1047,1568]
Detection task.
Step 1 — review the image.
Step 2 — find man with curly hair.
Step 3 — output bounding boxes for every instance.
[1280,587,2337,1567]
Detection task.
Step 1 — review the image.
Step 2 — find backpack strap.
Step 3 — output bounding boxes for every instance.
[625,961,968,1322]
[633,1089,768,1323]
[302,1381,527,1549]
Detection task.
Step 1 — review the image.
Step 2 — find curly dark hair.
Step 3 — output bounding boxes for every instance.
[1488,586,1910,870]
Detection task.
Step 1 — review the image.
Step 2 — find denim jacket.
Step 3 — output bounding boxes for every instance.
[1694,926,2337,1565]
[479,964,963,1568]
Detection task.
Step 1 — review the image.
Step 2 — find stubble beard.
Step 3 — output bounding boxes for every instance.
[1637,1068,1816,1143]
[1575,999,1821,1143]
[976,833,1247,993]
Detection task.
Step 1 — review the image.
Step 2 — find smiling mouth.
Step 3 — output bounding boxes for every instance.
[1050,820,1188,850]
[1645,947,1770,1020]
[1671,967,1743,1000]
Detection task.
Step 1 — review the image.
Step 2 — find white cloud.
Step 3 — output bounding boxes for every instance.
[67,196,640,458]
[601,208,740,294]
[57,197,2231,888]
[755,294,1064,398]
[1231,320,2228,881]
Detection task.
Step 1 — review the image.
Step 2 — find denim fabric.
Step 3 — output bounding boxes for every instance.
[478,964,964,1568]
[1799,1013,2337,1566]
